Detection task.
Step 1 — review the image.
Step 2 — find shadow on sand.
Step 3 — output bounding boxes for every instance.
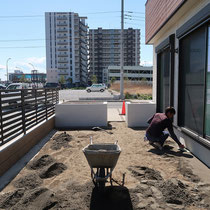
[148,145,194,158]
[90,186,133,210]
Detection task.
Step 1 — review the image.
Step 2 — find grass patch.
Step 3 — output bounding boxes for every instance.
[125,92,152,100]
[71,87,86,90]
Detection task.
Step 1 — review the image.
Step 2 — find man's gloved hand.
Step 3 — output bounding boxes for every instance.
[179,144,185,151]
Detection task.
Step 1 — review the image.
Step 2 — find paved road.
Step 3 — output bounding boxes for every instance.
[59,89,119,101]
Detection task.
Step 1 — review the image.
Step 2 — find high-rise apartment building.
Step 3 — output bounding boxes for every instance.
[89,28,140,83]
[45,12,88,86]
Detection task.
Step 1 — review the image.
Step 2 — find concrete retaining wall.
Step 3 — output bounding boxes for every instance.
[126,102,156,127]
[55,102,107,128]
[0,117,55,177]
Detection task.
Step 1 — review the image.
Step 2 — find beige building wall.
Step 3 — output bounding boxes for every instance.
[151,0,210,125]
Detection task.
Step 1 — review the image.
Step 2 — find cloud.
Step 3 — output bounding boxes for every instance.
[12,56,46,72]
[0,64,6,69]
[140,60,153,66]
[27,57,46,65]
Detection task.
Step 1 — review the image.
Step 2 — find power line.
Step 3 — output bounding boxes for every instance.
[125,11,145,14]
[124,17,145,21]
[0,15,43,19]
[0,11,144,19]
[0,39,45,42]
[0,11,122,19]
[0,46,45,49]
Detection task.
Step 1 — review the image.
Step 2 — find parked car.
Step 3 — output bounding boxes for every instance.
[6,83,31,90]
[86,84,106,93]
[0,84,6,89]
[44,83,60,89]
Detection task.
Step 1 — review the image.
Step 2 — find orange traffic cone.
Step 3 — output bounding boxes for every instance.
[121,101,126,115]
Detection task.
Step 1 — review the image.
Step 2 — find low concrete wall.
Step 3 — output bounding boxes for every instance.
[126,102,156,127]
[0,117,55,177]
[55,102,107,128]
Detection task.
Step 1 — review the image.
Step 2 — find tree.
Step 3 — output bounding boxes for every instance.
[110,77,116,84]
[140,77,148,85]
[20,75,26,83]
[124,76,129,81]
[91,75,97,84]
[59,75,66,84]
[66,77,72,84]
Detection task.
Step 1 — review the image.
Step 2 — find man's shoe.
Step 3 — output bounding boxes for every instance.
[153,142,163,150]
[144,135,148,141]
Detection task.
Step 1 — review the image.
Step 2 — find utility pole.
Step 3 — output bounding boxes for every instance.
[6,58,11,84]
[120,0,124,99]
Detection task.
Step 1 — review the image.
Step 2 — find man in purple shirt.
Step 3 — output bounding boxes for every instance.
[145,107,185,151]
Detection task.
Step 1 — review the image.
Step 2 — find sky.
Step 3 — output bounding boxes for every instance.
[0,0,153,81]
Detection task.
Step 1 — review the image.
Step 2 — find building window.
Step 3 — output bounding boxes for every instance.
[178,25,206,135]
[157,48,170,112]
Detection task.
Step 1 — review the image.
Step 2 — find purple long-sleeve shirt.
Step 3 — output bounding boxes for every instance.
[146,113,181,146]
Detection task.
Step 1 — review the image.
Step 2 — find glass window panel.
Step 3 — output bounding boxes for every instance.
[158,47,170,112]
[205,26,210,137]
[179,26,206,134]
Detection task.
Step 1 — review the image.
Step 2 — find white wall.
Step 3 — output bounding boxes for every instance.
[47,69,58,83]
[55,102,107,128]
[126,102,156,127]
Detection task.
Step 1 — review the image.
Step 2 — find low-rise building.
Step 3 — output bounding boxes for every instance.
[9,70,46,83]
[104,66,153,84]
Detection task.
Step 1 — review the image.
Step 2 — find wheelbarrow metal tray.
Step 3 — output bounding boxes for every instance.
[83,143,121,168]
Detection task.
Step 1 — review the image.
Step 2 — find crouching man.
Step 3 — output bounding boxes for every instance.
[145,107,185,151]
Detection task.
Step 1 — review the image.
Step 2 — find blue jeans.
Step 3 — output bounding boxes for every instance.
[146,131,169,146]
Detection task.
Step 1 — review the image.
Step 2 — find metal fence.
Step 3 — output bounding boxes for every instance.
[0,88,59,146]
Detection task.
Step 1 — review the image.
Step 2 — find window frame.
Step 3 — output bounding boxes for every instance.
[155,34,175,113]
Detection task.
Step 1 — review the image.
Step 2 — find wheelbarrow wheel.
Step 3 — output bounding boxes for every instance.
[98,168,105,189]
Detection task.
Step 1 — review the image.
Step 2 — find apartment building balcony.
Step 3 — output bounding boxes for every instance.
[80,53,88,60]
[75,58,80,62]
[58,54,68,57]
[58,72,69,75]
[80,48,88,55]
[75,64,80,68]
[58,66,68,69]
[57,35,68,39]
[80,38,87,45]
[80,61,87,68]
[57,28,68,33]
[58,60,68,63]
[57,23,68,27]
[57,41,67,45]
[57,17,67,20]
[58,47,68,51]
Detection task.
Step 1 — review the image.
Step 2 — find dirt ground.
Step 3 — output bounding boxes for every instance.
[1,122,210,210]
[110,81,152,95]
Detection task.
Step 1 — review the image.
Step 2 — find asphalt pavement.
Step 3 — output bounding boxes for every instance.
[59,89,119,101]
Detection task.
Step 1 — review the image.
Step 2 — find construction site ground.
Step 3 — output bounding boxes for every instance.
[0,122,210,209]
[110,82,152,95]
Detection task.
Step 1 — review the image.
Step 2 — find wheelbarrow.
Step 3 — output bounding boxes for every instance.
[82,137,122,189]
